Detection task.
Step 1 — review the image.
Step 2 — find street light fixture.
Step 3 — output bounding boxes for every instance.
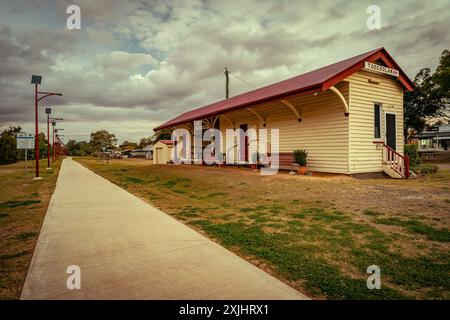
[47,115,63,167]
[55,133,65,161]
[31,75,62,178]
[54,128,64,162]
[51,122,63,164]
[45,108,63,169]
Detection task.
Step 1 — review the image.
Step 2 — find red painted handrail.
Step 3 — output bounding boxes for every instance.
[381,143,409,179]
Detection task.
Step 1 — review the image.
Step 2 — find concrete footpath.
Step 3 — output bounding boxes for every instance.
[21,158,308,300]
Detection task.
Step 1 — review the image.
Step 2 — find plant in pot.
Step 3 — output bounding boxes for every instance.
[293,149,308,175]
[250,151,260,170]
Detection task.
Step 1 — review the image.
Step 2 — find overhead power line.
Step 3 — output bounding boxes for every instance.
[227,70,257,89]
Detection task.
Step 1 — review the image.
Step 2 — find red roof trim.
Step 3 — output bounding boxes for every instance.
[158,139,174,145]
[154,48,414,131]
[322,50,414,92]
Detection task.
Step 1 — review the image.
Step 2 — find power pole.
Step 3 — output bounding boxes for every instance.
[224,67,229,99]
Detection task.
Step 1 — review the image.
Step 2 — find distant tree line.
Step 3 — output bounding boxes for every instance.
[404,49,450,141]
[65,128,172,156]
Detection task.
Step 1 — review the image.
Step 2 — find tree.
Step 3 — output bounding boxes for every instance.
[0,127,50,163]
[433,50,450,100]
[38,132,48,159]
[77,141,93,156]
[4,126,22,135]
[404,49,450,141]
[66,140,78,156]
[89,130,117,152]
[119,140,138,150]
[66,139,93,156]
[138,137,152,148]
[0,126,22,164]
[23,132,47,160]
[150,129,172,144]
[0,132,17,165]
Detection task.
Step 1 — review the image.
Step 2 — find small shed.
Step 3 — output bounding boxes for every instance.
[153,140,174,164]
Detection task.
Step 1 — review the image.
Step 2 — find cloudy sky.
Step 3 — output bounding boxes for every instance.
[0,0,449,144]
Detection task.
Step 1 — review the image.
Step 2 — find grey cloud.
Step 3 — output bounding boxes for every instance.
[1,0,449,142]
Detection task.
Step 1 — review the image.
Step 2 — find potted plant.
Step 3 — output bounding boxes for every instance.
[250,152,259,170]
[293,149,308,175]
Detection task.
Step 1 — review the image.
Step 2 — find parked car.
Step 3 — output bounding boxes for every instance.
[122,150,133,158]
[131,149,153,158]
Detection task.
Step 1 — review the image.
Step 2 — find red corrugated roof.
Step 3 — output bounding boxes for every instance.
[154,47,413,131]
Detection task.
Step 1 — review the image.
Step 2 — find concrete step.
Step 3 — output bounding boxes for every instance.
[382,164,404,179]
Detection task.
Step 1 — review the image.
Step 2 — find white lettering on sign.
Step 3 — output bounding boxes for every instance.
[364,62,399,77]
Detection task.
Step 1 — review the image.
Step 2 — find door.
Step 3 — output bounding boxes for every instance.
[156,147,163,164]
[385,113,396,150]
[239,124,248,162]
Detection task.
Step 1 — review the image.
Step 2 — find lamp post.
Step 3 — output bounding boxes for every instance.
[45,108,51,169]
[31,75,62,179]
[55,134,65,160]
[47,116,63,167]
[52,122,55,163]
[54,129,64,161]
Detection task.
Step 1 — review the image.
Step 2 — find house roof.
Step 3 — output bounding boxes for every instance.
[416,124,450,138]
[142,145,153,151]
[154,47,414,131]
[157,139,174,145]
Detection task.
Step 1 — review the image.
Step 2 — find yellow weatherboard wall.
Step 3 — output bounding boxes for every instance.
[172,68,404,175]
[219,82,350,173]
[153,141,173,164]
[346,70,404,173]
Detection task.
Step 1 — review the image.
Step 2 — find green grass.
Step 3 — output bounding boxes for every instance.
[363,209,383,216]
[375,218,450,242]
[123,177,145,184]
[0,200,41,208]
[412,163,439,175]
[248,213,271,223]
[176,206,200,218]
[207,192,228,198]
[308,208,349,222]
[351,248,450,293]
[189,220,408,299]
[291,213,306,219]
[0,250,27,261]
[14,232,38,241]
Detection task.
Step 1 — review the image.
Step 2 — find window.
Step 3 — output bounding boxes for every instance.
[374,104,381,139]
